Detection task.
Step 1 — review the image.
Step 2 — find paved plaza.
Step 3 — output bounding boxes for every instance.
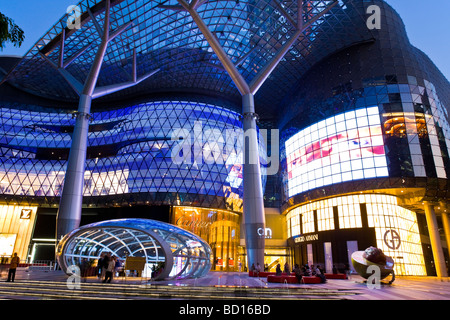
[1,268,449,301]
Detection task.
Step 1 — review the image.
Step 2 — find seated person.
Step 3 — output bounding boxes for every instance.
[275,264,282,276]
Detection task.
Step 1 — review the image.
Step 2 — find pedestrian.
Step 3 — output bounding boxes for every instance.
[314,264,327,283]
[7,253,20,282]
[101,252,111,280]
[238,261,242,272]
[302,264,310,276]
[275,263,282,276]
[332,264,338,274]
[80,258,89,282]
[97,253,105,279]
[284,262,290,275]
[344,263,351,279]
[256,262,261,277]
[114,258,122,277]
[103,256,116,283]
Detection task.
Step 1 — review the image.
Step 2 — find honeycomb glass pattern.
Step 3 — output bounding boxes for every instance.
[2,0,370,120]
[56,218,212,279]
[0,100,267,212]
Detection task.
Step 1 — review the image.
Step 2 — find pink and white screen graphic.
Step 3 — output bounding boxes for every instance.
[285,107,389,198]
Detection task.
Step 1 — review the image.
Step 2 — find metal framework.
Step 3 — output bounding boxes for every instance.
[1,0,372,119]
[173,0,338,267]
[56,218,212,279]
[0,0,373,267]
[37,0,160,240]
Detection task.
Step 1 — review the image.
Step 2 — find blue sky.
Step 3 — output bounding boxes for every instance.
[0,0,449,80]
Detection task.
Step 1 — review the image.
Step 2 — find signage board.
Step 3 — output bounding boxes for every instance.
[124,256,146,271]
[294,234,319,243]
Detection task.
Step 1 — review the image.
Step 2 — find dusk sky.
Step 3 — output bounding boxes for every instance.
[1,0,449,80]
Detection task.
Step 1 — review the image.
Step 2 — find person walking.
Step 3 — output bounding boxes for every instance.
[103,256,116,283]
[255,262,261,277]
[97,253,105,279]
[7,253,20,282]
[100,252,111,281]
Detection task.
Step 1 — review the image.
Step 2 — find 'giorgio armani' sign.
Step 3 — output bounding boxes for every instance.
[294,234,319,243]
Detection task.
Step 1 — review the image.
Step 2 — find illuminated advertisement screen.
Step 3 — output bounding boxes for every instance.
[285,107,389,198]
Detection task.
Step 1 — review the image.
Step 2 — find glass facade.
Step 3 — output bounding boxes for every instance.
[285,106,389,198]
[281,78,450,203]
[56,218,212,279]
[172,206,240,271]
[0,0,449,277]
[286,194,426,276]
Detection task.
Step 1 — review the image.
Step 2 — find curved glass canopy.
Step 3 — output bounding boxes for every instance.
[1,0,373,120]
[56,218,212,279]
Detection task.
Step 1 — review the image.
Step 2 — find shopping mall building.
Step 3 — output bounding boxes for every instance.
[0,0,449,277]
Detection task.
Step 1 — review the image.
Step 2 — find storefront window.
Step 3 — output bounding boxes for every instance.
[172,206,240,271]
[285,194,426,276]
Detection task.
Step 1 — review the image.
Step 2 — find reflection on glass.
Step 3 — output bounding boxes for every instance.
[172,206,240,271]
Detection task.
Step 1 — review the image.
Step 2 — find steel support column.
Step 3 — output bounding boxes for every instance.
[441,211,450,263]
[423,202,448,278]
[56,0,112,240]
[242,93,266,268]
[56,94,92,239]
[174,0,337,269]
[55,0,158,240]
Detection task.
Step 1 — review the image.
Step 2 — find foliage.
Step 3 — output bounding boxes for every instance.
[0,12,25,50]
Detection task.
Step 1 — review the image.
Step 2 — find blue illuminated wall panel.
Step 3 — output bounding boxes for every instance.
[0,100,267,211]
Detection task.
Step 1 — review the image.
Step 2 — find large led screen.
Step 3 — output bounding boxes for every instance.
[285,107,389,198]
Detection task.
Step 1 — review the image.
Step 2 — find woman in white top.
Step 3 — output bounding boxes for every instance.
[103,256,116,283]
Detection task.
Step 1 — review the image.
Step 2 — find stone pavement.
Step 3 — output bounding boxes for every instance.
[0,268,449,301]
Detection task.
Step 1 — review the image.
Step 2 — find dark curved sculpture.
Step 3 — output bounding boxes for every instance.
[351,247,395,284]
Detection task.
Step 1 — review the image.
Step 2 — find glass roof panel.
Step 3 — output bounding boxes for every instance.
[1,0,373,120]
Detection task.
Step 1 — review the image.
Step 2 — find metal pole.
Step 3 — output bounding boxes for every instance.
[56,94,92,240]
[56,0,111,240]
[441,211,450,264]
[423,202,448,278]
[176,1,265,270]
[242,93,265,269]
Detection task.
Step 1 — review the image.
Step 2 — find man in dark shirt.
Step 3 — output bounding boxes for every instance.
[7,253,20,282]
